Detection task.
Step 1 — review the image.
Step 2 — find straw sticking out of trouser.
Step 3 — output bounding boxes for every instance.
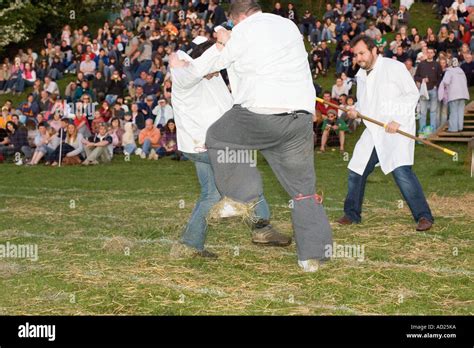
[207,196,262,227]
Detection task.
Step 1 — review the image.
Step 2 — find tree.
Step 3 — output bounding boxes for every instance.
[0,0,123,54]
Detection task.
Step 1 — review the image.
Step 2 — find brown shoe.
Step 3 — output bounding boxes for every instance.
[252,223,292,247]
[416,217,433,231]
[336,216,353,225]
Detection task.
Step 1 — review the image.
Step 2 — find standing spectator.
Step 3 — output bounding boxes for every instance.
[438,61,470,132]
[461,52,474,86]
[414,48,443,131]
[153,98,174,128]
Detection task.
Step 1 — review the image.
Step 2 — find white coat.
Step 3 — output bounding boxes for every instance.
[348,56,420,175]
[170,51,233,154]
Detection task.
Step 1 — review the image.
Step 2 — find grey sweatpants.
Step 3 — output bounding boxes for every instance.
[206,105,333,261]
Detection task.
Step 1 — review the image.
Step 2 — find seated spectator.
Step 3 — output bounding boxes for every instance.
[141,95,157,122]
[157,119,179,159]
[79,54,97,80]
[332,76,351,99]
[393,5,410,30]
[27,123,59,165]
[322,18,336,43]
[272,2,286,17]
[376,9,393,34]
[4,57,24,95]
[91,110,105,135]
[336,41,353,74]
[73,80,93,102]
[0,121,32,162]
[44,76,60,96]
[48,110,62,131]
[0,62,11,93]
[137,118,160,160]
[122,121,137,156]
[152,98,173,128]
[109,117,125,154]
[310,41,330,77]
[49,55,65,81]
[105,70,125,105]
[20,94,40,123]
[393,45,409,62]
[142,73,160,97]
[0,106,12,129]
[320,109,349,153]
[82,123,113,165]
[365,21,382,40]
[92,71,108,102]
[48,123,84,166]
[99,101,113,123]
[73,108,92,138]
[299,10,315,37]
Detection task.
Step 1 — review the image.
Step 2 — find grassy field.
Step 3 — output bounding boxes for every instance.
[0,132,472,315]
[0,2,472,315]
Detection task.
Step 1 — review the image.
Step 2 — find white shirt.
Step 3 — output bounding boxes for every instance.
[152,104,174,126]
[171,51,233,154]
[348,56,419,175]
[191,12,316,114]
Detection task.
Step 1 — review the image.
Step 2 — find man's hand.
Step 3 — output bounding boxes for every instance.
[385,121,400,134]
[347,109,358,119]
[422,77,429,83]
[204,72,220,80]
[169,53,188,69]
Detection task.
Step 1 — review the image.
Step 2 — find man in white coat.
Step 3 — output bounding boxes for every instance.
[169,37,289,259]
[337,35,434,231]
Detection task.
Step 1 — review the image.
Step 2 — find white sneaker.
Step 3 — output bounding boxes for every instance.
[135,148,143,156]
[140,151,146,159]
[298,259,320,272]
[15,159,24,166]
[148,150,158,160]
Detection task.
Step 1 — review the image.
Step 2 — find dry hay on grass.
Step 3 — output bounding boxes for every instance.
[207,196,260,227]
[427,192,474,218]
[102,236,135,253]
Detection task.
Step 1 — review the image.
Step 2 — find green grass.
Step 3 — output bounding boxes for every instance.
[0,132,472,315]
[0,2,472,315]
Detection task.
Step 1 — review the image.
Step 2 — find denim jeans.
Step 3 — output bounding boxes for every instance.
[447,99,465,132]
[123,143,136,155]
[141,139,155,156]
[343,148,433,223]
[181,151,271,251]
[418,88,439,131]
[309,28,322,44]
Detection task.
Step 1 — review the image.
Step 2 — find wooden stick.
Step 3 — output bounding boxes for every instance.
[316,97,457,157]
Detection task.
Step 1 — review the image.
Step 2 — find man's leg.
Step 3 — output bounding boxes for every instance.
[320,129,329,151]
[181,152,221,251]
[419,99,428,131]
[142,139,152,156]
[429,88,439,130]
[342,147,379,223]
[391,165,434,226]
[259,114,332,261]
[458,99,465,131]
[96,147,112,163]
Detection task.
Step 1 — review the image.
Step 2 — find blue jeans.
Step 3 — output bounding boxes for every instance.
[447,99,465,132]
[343,148,433,223]
[181,151,271,251]
[419,88,439,131]
[141,139,155,156]
[123,143,136,155]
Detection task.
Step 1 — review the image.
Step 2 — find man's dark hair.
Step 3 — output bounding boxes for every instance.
[38,122,48,128]
[323,90,331,96]
[229,0,261,18]
[190,40,215,59]
[350,35,376,51]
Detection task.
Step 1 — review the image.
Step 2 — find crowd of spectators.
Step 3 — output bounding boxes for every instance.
[0,0,472,164]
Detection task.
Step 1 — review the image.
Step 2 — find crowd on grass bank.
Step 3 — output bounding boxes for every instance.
[0,0,471,165]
